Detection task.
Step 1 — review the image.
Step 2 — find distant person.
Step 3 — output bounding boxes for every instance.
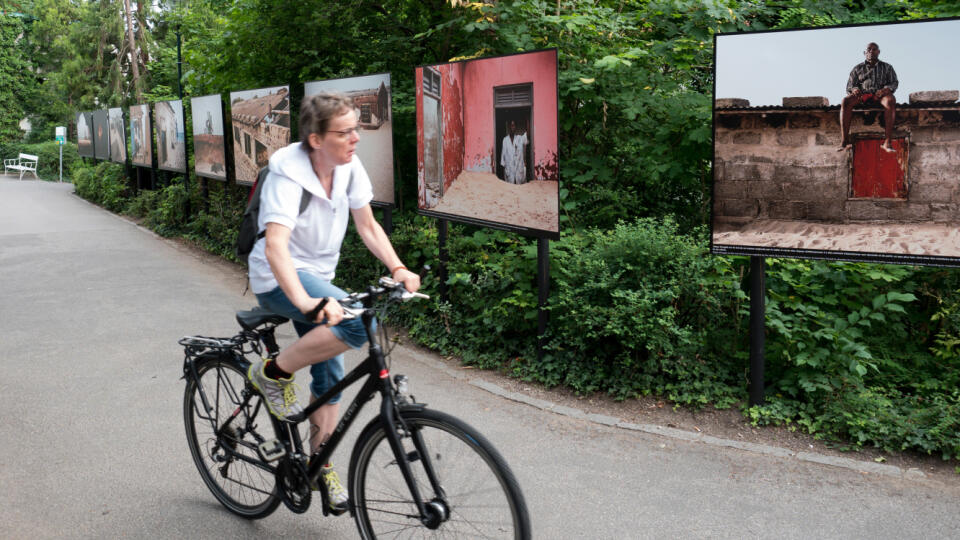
[839,42,898,153]
[500,121,528,184]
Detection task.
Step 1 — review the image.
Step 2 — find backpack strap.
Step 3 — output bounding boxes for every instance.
[254,178,312,242]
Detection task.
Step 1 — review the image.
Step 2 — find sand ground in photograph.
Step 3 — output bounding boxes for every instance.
[355,120,394,205]
[714,219,960,258]
[432,170,558,232]
[193,135,226,178]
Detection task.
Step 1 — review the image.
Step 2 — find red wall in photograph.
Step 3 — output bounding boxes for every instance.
[461,50,558,181]
[439,63,464,193]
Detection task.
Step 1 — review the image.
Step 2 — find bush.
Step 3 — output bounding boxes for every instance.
[71,160,129,211]
[539,218,746,404]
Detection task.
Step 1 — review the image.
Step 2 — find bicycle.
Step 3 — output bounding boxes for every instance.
[179,276,531,539]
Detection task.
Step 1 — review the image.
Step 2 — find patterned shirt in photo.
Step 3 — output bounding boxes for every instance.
[846,60,898,94]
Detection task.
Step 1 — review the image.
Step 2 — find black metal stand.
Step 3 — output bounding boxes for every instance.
[438,219,449,302]
[537,238,550,360]
[749,256,766,406]
[382,207,393,236]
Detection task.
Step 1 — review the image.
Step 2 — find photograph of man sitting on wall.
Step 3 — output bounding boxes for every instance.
[712,18,960,266]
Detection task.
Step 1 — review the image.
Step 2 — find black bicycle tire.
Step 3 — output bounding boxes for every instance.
[349,408,531,539]
[183,354,282,519]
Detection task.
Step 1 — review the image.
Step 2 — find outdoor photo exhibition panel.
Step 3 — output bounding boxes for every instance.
[154,99,187,173]
[190,94,227,181]
[416,49,560,239]
[92,109,110,160]
[108,107,127,163]
[129,104,152,167]
[305,73,396,206]
[711,17,960,267]
[229,85,290,185]
[76,111,93,158]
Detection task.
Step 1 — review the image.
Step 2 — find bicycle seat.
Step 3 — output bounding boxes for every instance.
[236,308,289,331]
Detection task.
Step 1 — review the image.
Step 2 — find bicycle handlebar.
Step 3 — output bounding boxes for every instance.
[339,276,430,320]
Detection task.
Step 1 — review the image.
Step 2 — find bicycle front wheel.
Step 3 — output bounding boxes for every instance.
[349,408,531,539]
[183,354,282,519]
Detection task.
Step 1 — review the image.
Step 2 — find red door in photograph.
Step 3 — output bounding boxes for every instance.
[851,138,908,198]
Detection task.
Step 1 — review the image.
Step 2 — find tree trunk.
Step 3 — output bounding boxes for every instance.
[123,0,142,101]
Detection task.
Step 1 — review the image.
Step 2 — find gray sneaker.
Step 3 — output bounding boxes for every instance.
[248,359,303,419]
[320,465,349,513]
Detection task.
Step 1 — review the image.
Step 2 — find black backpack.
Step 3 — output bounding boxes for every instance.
[235,166,310,258]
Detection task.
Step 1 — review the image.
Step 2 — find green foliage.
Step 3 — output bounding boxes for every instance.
[749,259,960,458]
[0,16,31,144]
[71,160,129,212]
[541,218,745,405]
[429,0,764,231]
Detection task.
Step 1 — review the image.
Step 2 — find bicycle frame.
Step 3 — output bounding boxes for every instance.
[187,300,445,522]
[291,308,442,521]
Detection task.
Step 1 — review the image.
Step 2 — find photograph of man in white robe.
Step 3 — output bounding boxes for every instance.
[500,120,529,184]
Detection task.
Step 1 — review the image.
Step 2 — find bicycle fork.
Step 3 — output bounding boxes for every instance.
[379,394,451,529]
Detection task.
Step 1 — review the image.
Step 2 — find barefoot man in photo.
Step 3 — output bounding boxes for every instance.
[839,42,898,153]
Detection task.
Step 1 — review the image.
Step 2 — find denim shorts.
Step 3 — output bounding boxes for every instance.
[255,270,371,403]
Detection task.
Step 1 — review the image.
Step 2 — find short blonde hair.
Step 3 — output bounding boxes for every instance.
[299,92,353,145]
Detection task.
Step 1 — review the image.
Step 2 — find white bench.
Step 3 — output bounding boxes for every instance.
[4,153,39,180]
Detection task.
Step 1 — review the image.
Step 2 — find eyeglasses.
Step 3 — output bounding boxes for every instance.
[328,126,362,137]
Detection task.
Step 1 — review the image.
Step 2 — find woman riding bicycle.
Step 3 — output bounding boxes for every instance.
[246,92,420,512]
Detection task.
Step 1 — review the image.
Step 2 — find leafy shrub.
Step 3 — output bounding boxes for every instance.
[145,179,191,236]
[71,160,128,211]
[539,218,745,404]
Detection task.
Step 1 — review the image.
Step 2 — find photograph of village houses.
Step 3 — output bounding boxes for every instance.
[76,111,92,158]
[154,99,186,173]
[190,94,227,180]
[305,73,395,205]
[108,107,126,163]
[416,49,559,237]
[229,85,290,185]
[712,18,960,264]
[129,104,152,167]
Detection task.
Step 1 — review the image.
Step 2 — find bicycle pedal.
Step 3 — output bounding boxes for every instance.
[258,439,286,461]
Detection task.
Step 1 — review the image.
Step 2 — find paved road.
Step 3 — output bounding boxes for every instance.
[2,177,959,539]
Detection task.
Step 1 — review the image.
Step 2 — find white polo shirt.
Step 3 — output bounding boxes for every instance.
[247,142,373,294]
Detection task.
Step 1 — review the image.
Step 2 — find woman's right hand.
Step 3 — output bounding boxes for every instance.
[303,296,343,326]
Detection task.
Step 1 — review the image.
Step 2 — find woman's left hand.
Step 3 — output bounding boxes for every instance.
[393,268,421,293]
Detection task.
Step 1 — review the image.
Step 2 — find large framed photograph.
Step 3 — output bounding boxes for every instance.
[229,85,291,185]
[108,107,127,163]
[416,49,560,239]
[190,94,227,181]
[129,104,152,167]
[154,99,187,173]
[305,73,395,206]
[712,17,960,267]
[76,111,93,158]
[92,109,110,160]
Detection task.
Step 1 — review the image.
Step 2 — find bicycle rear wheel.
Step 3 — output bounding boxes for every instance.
[183,354,282,519]
[349,408,531,539]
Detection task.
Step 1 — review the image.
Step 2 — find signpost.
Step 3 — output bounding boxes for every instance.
[55,126,66,182]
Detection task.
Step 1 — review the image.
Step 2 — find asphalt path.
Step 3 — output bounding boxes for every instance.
[2,177,959,539]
